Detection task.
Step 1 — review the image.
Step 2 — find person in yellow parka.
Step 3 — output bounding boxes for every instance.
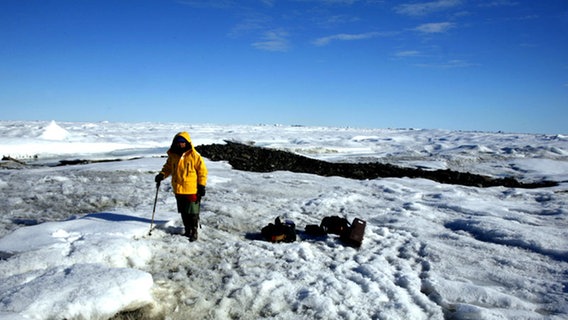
[155,132,208,241]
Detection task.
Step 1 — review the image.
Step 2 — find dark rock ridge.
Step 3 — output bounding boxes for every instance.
[195,141,557,189]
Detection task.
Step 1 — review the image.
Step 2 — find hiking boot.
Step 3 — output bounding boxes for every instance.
[187,228,198,242]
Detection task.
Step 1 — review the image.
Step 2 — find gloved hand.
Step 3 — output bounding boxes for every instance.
[197,185,206,198]
[155,173,164,183]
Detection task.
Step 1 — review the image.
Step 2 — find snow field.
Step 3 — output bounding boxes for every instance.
[0,121,566,319]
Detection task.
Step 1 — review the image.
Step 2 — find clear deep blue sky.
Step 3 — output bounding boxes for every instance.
[1,0,567,134]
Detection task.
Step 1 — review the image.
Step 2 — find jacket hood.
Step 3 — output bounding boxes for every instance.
[172,131,191,143]
[172,131,192,145]
[168,131,194,155]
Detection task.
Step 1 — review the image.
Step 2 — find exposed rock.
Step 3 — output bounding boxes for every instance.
[195,141,557,189]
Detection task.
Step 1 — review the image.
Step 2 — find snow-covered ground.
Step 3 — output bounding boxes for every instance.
[0,120,567,320]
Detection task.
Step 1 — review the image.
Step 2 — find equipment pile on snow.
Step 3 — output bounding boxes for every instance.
[261,215,366,247]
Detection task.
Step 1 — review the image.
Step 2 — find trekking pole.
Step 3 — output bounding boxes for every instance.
[148,181,160,236]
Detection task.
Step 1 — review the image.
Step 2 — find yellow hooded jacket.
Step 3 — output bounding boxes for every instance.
[159,132,208,195]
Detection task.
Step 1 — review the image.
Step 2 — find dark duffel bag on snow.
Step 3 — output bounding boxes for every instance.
[320,216,350,235]
[305,224,327,236]
[261,217,296,243]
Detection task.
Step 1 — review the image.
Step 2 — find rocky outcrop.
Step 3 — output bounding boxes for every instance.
[196,141,557,189]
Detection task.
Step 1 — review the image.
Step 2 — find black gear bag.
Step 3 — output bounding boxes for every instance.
[261,217,297,243]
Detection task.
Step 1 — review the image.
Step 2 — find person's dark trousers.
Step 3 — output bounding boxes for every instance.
[175,194,200,241]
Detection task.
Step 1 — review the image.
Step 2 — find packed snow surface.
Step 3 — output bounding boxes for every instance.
[0,121,567,319]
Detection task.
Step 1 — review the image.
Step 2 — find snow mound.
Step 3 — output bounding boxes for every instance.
[0,214,156,319]
[1,263,154,319]
[39,120,69,140]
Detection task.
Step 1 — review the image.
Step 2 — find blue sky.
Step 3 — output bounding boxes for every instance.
[1,0,567,134]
